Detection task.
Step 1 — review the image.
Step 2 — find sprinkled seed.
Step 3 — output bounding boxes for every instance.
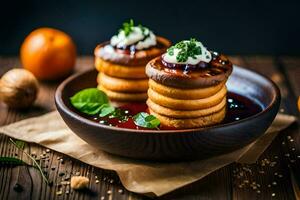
[257,190,261,194]
[95,175,98,179]
[268,184,271,188]
[61,181,70,185]
[287,136,292,139]
[244,180,249,183]
[56,190,63,195]
[270,162,277,167]
[290,139,294,142]
[95,180,100,184]
[282,141,286,145]
[272,193,276,197]
[278,174,283,178]
[66,190,70,194]
[46,149,50,153]
[75,171,80,176]
[272,181,277,186]
[274,172,278,176]
[110,179,114,184]
[290,159,296,163]
[107,190,112,195]
[101,196,105,200]
[59,172,65,177]
[274,156,278,159]
[57,157,60,160]
[285,153,290,157]
[297,155,300,159]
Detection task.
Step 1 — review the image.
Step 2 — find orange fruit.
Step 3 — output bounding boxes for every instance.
[20,27,76,80]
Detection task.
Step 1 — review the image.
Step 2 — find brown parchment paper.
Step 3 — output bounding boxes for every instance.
[0,111,296,196]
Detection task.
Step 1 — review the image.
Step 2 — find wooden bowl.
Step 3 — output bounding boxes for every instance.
[55,66,280,161]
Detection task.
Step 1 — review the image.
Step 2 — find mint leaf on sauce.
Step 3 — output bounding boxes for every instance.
[133,112,160,129]
[70,88,109,115]
[99,104,115,117]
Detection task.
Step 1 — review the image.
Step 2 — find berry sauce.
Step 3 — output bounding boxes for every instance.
[80,92,262,130]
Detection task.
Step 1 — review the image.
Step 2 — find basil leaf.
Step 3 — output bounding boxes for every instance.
[70,88,109,115]
[133,112,160,129]
[0,157,27,166]
[99,104,115,117]
[15,140,26,149]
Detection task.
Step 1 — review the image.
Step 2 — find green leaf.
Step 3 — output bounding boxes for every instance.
[133,112,160,129]
[99,104,115,117]
[70,88,109,115]
[0,157,27,166]
[120,19,135,36]
[15,140,26,149]
[10,138,49,184]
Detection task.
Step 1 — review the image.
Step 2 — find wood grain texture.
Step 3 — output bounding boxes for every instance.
[0,56,299,200]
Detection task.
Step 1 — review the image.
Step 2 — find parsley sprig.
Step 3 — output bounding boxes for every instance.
[119,19,150,38]
[167,38,202,62]
[119,19,135,36]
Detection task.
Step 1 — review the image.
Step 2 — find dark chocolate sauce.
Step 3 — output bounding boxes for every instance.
[80,92,262,130]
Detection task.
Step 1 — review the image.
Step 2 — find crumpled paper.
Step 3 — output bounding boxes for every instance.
[0,111,296,196]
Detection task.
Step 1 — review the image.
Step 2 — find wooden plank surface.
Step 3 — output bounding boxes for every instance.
[0,56,299,200]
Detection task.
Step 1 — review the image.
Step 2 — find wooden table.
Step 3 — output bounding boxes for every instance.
[0,56,299,200]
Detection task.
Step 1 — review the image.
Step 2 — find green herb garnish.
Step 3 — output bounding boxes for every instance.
[9,138,49,184]
[167,38,202,62]
[99,104,115,117]
[119,19,135,36]
[70,88,109,115]
[70,88,161,129]
[0,156,27,166]
[133,112,160,129]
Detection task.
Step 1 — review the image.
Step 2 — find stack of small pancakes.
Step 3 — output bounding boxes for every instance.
[146,56,233,129]
[94,37,170,102]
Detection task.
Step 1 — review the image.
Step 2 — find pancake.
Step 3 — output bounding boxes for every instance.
[97,73,148,93]
[149,107,226,129]
[95,57,147,79]
[147,97,226,119]
[148,85,227,110]
[146,56,232,89]
[94,36,171,66]
[149,79,225,100]
[98,85,147,102]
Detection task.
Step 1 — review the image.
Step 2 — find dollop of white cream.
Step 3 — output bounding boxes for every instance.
[163,40,212,65]
[110,27,156,50]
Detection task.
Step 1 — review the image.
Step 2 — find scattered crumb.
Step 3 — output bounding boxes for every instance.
[70,176,89,190]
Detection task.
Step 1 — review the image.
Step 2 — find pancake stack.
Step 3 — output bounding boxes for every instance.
[94,37,170,102]
[146,53,233,129]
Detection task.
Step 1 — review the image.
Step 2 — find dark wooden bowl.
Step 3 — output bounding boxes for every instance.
[55,66,280,161]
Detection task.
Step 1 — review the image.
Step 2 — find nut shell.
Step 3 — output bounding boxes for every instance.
[0,68,38,108]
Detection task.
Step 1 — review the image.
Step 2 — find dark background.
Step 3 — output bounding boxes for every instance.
[0,0,299,55]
